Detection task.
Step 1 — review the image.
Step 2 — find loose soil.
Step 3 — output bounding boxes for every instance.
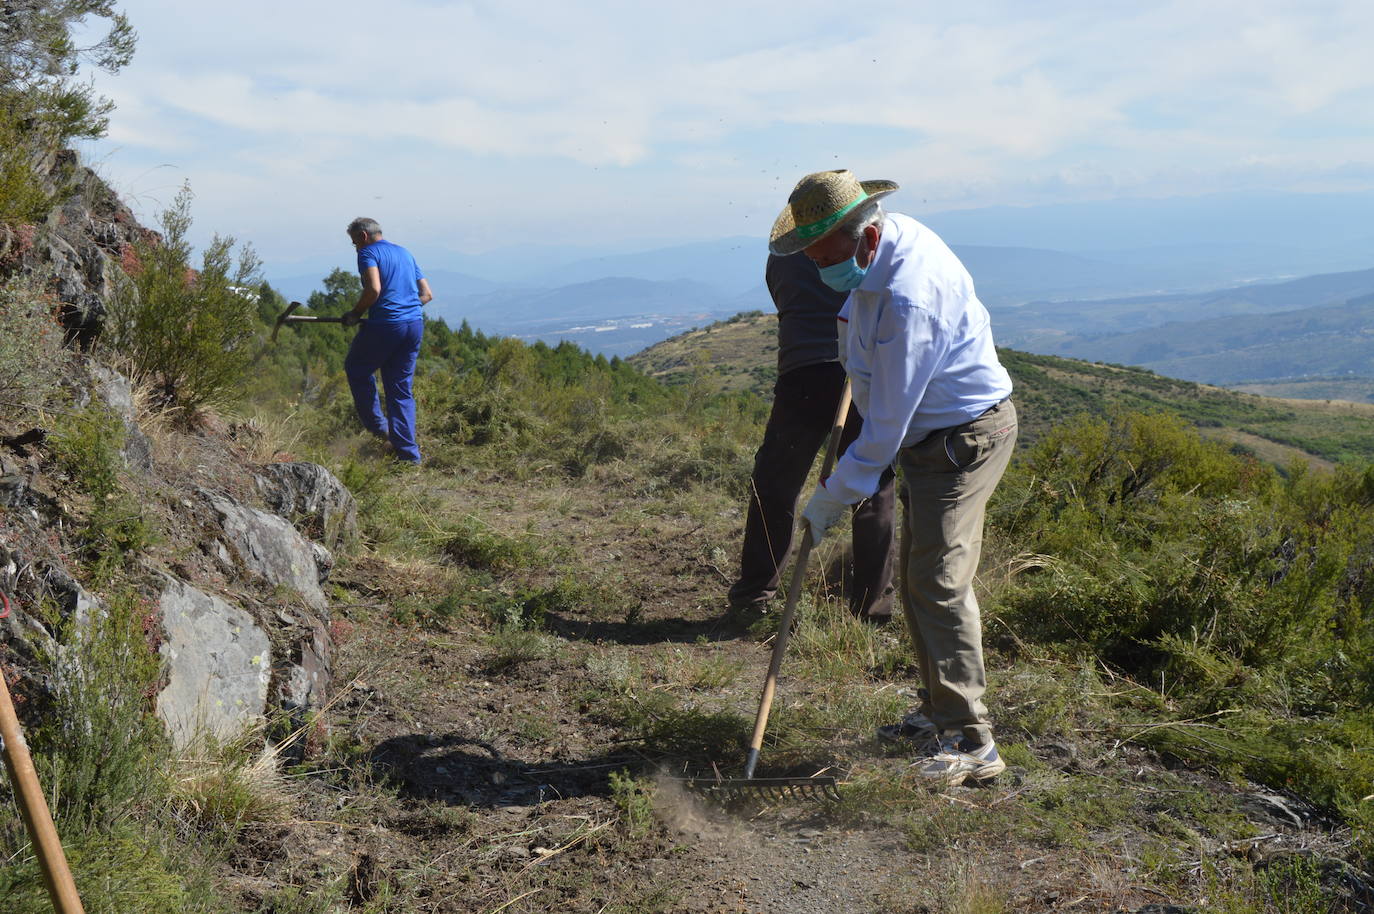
[217,461,1368,914]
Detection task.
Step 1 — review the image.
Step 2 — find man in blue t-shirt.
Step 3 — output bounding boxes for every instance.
[342,217,433,463]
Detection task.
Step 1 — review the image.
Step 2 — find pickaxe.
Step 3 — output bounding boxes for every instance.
[271,301,360,342]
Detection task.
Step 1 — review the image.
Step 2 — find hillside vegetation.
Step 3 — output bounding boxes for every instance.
[631,310,1374,465]
[992,268,1374,397]
[3,8,1374,908]
[6,252,1374,910]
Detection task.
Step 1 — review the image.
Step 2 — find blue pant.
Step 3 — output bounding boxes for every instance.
[344,320,423,463]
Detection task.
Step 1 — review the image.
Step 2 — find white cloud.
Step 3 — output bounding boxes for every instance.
[77,0,1374,266]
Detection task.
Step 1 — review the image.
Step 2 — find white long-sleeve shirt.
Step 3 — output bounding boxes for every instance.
[826,214,1013,503]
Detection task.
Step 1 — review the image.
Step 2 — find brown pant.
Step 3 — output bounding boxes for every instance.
[897,399,1017,745]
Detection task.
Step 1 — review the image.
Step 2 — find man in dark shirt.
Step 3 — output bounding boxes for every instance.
[728,252,896,621]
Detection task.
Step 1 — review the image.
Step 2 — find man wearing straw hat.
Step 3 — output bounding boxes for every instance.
[770,170,1017,786]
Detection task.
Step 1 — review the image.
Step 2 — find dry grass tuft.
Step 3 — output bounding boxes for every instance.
[165,739,293,836]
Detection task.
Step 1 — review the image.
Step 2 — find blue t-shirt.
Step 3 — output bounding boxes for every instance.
[357,239,425,322]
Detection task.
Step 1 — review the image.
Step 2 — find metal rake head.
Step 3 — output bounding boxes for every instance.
[681,775,841,804]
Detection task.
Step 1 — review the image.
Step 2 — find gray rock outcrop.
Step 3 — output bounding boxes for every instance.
[155,577,273,748]
[255,462,358,550]
[64,360,154,472]
[0,149,156,345]
[88,363,153,472]
[279,616,334,723]
[203,490,333,611]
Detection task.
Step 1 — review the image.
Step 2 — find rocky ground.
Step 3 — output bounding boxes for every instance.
[212,456,1371,914]
[1,357,1369,913]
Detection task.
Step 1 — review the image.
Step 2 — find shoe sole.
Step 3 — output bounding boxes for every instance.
[925,759,1006,787]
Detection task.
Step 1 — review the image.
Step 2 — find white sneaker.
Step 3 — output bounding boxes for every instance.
[913,733,1006,786]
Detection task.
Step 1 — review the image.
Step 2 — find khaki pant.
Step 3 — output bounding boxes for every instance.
[897,399,1017,745]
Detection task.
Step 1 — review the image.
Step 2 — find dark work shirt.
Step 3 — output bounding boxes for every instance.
[767,252,848,376]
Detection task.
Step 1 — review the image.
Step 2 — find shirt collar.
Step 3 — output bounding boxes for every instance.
[857,215,896,293]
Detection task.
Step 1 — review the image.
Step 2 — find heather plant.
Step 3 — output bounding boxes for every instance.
[987,409,1374,820]
[104,183,262,411]
[47,402,155,582]
[0,276,65,409]
[0,592,214,913]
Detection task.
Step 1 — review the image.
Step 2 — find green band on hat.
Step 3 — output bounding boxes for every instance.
[795,192,870,240]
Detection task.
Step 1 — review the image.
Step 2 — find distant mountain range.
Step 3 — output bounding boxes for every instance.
[997,268,1374,395]
[263,189,1374,372]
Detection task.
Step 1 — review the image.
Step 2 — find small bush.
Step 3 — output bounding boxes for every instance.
[0,276,65,408]
[0,822,204,914]
[104,183,261,411]
[440,516,541,572]
[47,404,155,580]
[165,742,291,839]
[25,589,167,827]
[0,590,214,912]
[483,622,559,672]
[609,770,656,839]
[987,410,1374,819]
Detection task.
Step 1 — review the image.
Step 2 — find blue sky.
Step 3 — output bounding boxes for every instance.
[77,1,1374,276]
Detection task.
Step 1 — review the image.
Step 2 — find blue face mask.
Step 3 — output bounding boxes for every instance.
[817,238,867,291]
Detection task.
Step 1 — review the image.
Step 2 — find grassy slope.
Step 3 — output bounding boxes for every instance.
[9,338,1370,912]
[629,310,1374,464]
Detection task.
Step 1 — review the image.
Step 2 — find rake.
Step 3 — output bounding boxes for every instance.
[688,380,852,804]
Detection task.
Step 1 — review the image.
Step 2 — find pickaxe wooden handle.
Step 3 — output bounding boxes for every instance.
[270,301,353,342]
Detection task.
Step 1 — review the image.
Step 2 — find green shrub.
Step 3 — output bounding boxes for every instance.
[608,770,656,839]
[483,622,559,672]
[0,113,56,225]
[988,410,1374,818]
[47,404,155,581]
[0,2,135,226]
[989,410,1353,676]
[104,184,261,411]
[0,590,215,912]
[0,277,66,409]
[25,589,167,827]
[439,516,542,572]
[0,822,206,914]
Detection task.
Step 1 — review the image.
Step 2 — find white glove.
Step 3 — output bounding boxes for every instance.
[801,480,849,542]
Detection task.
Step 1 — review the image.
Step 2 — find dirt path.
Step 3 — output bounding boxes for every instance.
[230,467,1368,914]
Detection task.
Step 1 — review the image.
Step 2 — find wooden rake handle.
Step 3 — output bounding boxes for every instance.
[743,379,852,779]
[0,592,85,913]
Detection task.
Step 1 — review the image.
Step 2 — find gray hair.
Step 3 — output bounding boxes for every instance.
[346,217,382,237]
[837,201,884,242]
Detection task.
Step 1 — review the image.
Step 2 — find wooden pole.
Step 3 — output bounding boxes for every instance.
[0,593,86,913]
[742,380,852,779]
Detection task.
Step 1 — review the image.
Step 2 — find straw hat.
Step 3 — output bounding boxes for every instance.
[769,170,899,256]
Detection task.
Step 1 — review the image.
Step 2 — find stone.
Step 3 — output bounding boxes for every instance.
[255,462,358,550]
[155,577,272,748]
[7,150,159,346]
[88,363,153,472]
[279,616,334,719]
[1241,791,1308,829]
[43,561,104,629]
[202,490,332,611]
[0,452,55,513]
